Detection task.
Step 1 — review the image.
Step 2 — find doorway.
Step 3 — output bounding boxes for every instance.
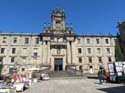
[54,58,63,71]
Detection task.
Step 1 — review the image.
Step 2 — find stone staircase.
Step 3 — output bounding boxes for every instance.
[48,71,86,79]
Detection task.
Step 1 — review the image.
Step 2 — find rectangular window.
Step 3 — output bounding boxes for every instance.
[12,48,16,54]
[106,48,110,54]
[97,48,101,54]
[79,65,83,71]
[88,57,92,63]
[0,57,3,63]
[11,57,15,62]
[78,48,82,54]
[108,57,112,62]
[9,68,14,74]
[87,38,90,44]
[79,57,82,63]
[35,38,39,44]
[105,39,109,44]
[77,38,81,44]
[2,37,7,43]
[13,37,17,43]
[87,48,91,54]
[96,39,100,44]
[25,38,29,44]
[34,52,38,57]
[98,57,102,63]
[1,48,5,54]
[45,41,48,45]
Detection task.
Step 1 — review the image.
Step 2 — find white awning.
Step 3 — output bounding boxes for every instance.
[27,67,48,71]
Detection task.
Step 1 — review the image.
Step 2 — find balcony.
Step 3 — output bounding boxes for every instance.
[50,41,67,46]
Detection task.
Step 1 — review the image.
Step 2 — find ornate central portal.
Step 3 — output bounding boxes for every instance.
[54,58,63,71]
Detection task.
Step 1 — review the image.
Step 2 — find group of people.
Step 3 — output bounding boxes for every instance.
[11,73,26,83]
[98,68,109,84]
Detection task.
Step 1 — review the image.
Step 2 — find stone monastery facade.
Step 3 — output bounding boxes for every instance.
[0,8,116,75]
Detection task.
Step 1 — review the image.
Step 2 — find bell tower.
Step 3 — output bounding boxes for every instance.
[51,7,66,32]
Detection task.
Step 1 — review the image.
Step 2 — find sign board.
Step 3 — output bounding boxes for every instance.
[108,63,115,75]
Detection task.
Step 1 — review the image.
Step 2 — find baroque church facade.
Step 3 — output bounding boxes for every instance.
[0,8,116,75]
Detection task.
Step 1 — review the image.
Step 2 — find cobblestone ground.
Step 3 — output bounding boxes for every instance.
[23,79,125,93]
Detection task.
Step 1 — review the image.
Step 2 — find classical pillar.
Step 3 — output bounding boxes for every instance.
[42,42,46,64]
[47,41,50,64]
[71,41,74,64]
[67,42,71,64]
[70,41,73,64]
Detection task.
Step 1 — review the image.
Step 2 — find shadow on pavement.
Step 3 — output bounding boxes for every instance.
[98,85,125,93]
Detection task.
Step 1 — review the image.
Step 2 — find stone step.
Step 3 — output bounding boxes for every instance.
[50,77,87,80]
[48,71,84,77]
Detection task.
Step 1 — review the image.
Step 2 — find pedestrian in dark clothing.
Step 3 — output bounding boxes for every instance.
[98,69,104,84]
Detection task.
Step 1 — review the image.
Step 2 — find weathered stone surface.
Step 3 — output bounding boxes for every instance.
[23,79,125,93]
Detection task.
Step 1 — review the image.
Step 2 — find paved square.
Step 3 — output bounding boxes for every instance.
[23,79,125,93]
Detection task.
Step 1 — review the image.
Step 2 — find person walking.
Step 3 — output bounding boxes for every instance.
[98,68,104,84]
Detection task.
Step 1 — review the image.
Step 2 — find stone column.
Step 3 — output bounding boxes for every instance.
[71,41,75,64]
[47,41,50,64]
[42,42,46,64]
[70,41,73,64]
[67,42,71,64]
[40,41,43,65]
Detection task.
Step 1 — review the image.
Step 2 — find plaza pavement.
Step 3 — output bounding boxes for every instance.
[23,79,125,93]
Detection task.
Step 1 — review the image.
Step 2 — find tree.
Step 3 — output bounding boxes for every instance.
[115,39,124,61]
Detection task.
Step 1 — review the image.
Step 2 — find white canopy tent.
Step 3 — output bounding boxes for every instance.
[27,67,48,71]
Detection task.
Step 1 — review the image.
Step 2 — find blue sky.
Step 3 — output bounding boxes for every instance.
[0,0,125,35]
